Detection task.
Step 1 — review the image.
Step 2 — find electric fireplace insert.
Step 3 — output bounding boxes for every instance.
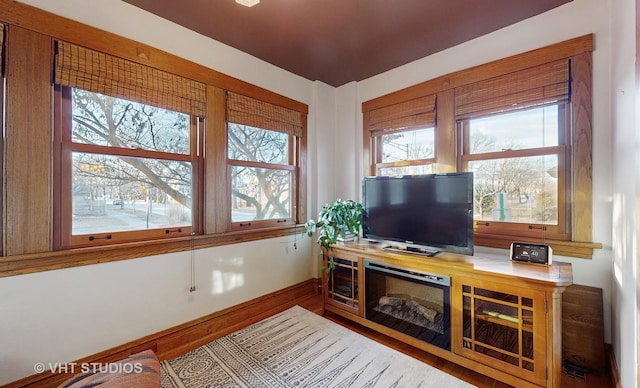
[364,260,451,351]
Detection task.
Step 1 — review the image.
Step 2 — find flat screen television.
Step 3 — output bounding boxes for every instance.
[362,173,474,256]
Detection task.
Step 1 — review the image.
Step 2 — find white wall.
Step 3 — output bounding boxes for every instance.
[355,0,614,319]
[3,0,636,386]
[610,0,639,386]
[310,81,337,210]
[349,0,640,385]
[15,0,314,105]
[0,0,317,384]
[0,236,313,384]
[333,83,360,198]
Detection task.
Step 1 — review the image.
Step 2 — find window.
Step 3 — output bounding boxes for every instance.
[460,105,569,240]
[226,92,302,229]
[0,13,309,275]
[53,42,206,248]
[58,88,200,246]
[456,58,571,241]
[375,127,435,176]
[366,95,436,176]
[363,35,597,257]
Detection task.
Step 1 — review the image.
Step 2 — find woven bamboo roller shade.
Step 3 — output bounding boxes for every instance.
[455,59,570,119]
[226,91,303,137]
[368,94,436,133]
[54,41,207,117]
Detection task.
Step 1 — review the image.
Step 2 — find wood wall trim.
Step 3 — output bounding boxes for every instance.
[0,0,308,114]
[4,25,52,255]
[4,278,321,388]
[297,114,308,225]
[435,89,456,173]
[204,86,229,234]
[0,0,311,276]
[571,51,594,243]
[606,343,621,388]
[362,34,599,259]
[0,225,306,278]
[362,34,593,112]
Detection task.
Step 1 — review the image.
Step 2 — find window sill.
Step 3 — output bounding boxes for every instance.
[0,225,306,278]
[474,233,603,259]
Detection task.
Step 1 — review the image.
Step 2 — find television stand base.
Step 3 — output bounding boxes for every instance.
[383,245,439,257]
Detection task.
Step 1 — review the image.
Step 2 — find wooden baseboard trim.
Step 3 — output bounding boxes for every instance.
[6,278,321,388]
[606,343,621,388]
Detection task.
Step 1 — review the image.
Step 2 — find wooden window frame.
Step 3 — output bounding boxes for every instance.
[370,126,437,176]
[227,127,299,231]
[365,94,437,176]
[0,2,309,277]
[53,86,202,249]
[224,92,304,231]
[362,35,601,258]
[458,103,571,241]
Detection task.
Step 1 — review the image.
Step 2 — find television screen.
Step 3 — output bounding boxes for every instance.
[362,173,474,256]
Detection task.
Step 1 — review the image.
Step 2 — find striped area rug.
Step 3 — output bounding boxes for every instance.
[160,305,475,387]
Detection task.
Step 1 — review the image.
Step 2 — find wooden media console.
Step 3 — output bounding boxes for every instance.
[322,242,573,388]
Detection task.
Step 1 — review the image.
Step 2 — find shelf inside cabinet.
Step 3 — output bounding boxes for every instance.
[474,311,533,333]
[325,254,361,314]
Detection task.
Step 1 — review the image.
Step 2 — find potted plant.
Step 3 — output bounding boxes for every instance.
[305,198,363,272]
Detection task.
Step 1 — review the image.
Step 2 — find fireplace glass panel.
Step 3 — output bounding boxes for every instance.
[365,261,451,351]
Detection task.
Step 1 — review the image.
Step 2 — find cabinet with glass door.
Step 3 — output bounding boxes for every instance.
[454,278,548,387]
[323,252,363,316]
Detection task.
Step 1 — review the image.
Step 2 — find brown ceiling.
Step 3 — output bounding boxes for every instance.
[122,0,571,87]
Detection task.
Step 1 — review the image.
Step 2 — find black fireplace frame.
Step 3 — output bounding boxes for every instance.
[364,260,452,351]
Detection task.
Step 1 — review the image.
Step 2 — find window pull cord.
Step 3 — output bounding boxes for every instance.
[189,233,197,293]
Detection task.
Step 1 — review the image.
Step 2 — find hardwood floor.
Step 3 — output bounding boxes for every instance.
[7,280,611,388]
[296,293,613,388]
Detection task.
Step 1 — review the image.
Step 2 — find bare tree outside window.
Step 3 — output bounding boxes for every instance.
[464,106,560,226]
[69,89,193,235]
[377,127,435,176]
[469,155,558,224]
[228,124,293,222]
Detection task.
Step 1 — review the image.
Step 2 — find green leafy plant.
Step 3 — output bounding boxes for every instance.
[305,199,363,272]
